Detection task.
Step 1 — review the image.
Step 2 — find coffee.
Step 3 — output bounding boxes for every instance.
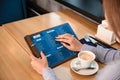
[77,51,96,68]
[79,52,94,61]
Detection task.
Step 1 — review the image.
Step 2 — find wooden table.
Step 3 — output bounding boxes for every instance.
[1,9,120,80]
[0,27,42,80]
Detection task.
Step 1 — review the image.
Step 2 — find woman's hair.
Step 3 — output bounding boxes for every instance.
[103,0,120,40]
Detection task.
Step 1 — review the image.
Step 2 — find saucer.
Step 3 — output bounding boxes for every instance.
[70,58,99,75]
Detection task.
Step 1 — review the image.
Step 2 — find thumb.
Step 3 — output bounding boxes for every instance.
[40,51,46,59]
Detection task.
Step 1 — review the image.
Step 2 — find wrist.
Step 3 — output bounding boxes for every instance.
[42,67,51,76]
[77,44,82,51]
[37,67,48,75]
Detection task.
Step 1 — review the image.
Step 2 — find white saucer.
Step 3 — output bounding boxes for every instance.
[70,58,99,75]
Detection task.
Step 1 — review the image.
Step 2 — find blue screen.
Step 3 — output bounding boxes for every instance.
[30,23,79,67]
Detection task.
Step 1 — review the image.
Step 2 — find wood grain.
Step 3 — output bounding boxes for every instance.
[0,27,43,80]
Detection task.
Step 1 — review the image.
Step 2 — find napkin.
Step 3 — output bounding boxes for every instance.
[95,24,116,45]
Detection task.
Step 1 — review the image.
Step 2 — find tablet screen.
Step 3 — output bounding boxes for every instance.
[25,23,79,67]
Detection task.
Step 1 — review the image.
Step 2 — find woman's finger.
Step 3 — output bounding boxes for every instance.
[61,33,73,39]
[61,42,71,50]
[40,51,46,60]
[56,38,70,43]
[56,33,72,39]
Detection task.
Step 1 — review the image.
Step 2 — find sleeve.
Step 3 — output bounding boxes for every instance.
[81,44,120,63]
[94,59,120,80]
[42,67,60,80]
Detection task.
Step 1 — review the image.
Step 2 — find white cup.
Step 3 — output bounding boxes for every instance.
[77,51,96,68]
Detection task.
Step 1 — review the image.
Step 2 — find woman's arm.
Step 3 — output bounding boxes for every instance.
[95,59,120,80]
[82,44,120,63]
[43,67,59,80]
[30,52,59,80]
[56,33,120,63]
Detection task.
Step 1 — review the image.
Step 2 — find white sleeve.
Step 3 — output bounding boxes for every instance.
[82,44,120,63]
[42,67,59,80]
[95,59,120,80]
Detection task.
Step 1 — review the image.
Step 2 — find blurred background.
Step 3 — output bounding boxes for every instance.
[0,0,104,25]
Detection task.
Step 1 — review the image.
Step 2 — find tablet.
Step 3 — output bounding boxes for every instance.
[24,23,79,67]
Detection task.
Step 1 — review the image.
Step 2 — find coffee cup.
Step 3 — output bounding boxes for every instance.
[77,51,96,68]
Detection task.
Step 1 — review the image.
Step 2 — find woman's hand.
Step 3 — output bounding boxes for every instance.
[30,51,48,75]
[56,33,82,51]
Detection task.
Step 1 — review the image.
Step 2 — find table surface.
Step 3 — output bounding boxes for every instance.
[0,27,42,80]
[1,9,120,80]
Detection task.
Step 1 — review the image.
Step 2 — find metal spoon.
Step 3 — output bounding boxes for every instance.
[72,63,96,72]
